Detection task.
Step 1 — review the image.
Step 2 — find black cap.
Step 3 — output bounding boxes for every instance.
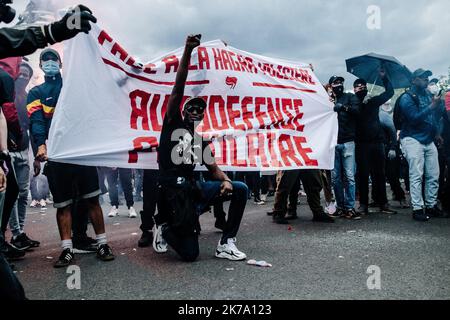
[411,68,432,79]
[183,97,207,111]
[40,48,61,62]
[328,75,344,85]
[353,78,367,87]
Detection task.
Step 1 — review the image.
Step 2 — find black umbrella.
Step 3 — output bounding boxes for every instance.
[346,53,412,89]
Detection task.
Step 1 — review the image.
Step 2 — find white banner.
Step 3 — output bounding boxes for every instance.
[48,25,337,171]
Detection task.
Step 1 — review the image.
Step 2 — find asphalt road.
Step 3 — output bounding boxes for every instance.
[8,194,450,300]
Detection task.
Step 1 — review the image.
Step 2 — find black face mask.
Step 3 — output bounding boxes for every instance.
[356,90,368,100]
[332,85,344,96]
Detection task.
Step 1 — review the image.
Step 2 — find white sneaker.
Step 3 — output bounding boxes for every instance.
[128,207,137,218]
[45,198,53,204]
[30,200,38,208]
[215,238,247,261]
[39,199,46,207]
[152,224,168,253]
[108,206,119,217]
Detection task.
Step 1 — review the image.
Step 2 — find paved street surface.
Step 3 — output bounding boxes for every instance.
[9,194,450,300]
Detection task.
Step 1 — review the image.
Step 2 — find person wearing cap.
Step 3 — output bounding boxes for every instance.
[28,48,115,267]
[155,35,248,262]
[328,75,361,219]
[398,68,445,221]
[353,69,396,216]
[7,60,42,252]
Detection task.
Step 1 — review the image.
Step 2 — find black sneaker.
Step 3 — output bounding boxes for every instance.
[312,213,335,223]
[273,214,289,224]
[73,237,97,254]
[426,206,444,218]
[21,233,40,248]
[286,212,298,220]
[380,205,397,214]
[267,211,274,216]
[357,205,368,215]
[2,242,26,261]
[10,233,32,251]
[331,208,345,218]
[343,208,361,220]
[214,217,227,231]
[97,244,115,261]
[54,249,75,268]
[267,191,275,197]
[138,231,153,247]
[412,209,430,222]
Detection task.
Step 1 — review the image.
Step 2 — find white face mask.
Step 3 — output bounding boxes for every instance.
[428,84,439,95]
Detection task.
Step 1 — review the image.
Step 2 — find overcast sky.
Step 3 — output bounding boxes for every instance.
[10,0,450,88]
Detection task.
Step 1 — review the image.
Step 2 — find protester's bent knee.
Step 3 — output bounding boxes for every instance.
[231,181,248,197]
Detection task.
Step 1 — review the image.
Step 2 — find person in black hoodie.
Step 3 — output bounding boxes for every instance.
[329,76,361,220]
[354,69,396,215]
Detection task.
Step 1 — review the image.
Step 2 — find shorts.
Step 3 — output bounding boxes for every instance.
[44,161,101,209]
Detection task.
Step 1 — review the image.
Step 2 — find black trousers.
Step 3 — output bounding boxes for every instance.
[236,171,261,198]
[385,151,406,201]
[0,253,25,300]
[440,155,450,210]
[356,142,388,207]
[140,169,160,232]
[273,169,323,217]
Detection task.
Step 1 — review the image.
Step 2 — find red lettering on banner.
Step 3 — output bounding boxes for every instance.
[245,57,258,74]
[143,63,157,75]
[227,96,246,131]
[292,136,318,166]
[247,133,268,167]
[230,138,247,167]
[198,47,210,70]
[278,134,303,167]
[209,96,229,130]
[292,99,305,131]
[111,42,128,62]
[236,54,250,73]
[128,137,158,163]
[267,132,282,167]
[212,48,224,70]
[149,94,162,131]
[241,97,254,131]
[163,55,179,73]
[266,98,283,129]
[221,50,232,70]
[129,90,150,131]
[228,52,242,72]
[280,98,295,130]
[98,30,113,45]
[254,97,267,129]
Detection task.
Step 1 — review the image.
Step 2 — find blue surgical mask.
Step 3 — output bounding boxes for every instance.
[41,60,60,76]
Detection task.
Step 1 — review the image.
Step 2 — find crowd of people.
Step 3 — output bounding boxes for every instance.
[0,3,449,300]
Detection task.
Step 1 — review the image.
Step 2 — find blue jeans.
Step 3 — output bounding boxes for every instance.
[9,150,30,237]
[401,137,439,210]
[105,168,134,208]
[332,142,356,210]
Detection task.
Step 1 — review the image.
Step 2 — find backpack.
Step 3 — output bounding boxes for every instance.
[393,90,420,130]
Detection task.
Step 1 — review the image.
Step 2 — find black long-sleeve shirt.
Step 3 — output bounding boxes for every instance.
[334,92,360,144]
[0,26,48,59]
[355,77,395,144]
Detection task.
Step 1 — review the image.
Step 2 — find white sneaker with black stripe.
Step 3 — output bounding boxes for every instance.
[152,224,168,253]
[215,238,247,261]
